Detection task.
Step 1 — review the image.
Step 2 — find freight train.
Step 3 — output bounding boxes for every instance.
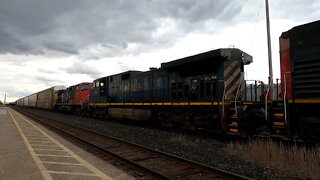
[15,20,320,140]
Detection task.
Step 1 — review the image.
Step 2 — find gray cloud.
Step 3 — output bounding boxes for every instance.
[271,0,320,21]
[1,0,319,58]
[42,41,78,54]
[117,61,132,72]
[60,61,103,78]
[4,90,31,99]
[0,0,244,57]
[34,75,65,86]
[38,68,59,74]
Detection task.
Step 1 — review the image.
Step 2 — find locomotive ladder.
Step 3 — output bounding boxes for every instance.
[269,100,288,138]
[226,72,245,136]
[226,101,242,135]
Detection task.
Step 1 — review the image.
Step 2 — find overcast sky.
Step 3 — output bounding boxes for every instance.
[0,0,319,102]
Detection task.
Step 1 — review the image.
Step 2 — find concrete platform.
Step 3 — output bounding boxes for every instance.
[0,107,134,180]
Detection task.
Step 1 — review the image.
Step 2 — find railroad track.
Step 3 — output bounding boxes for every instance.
[13,107,252,180]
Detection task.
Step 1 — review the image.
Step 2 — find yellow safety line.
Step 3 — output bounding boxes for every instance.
[28,140,53,143]
[28,139,51,141]
[36,154,72,157]
[47,171,100,176]
[10,108,112,180]
[89,101,229,106]
[28,140,52,143]
[29,142,57,146]
[30,144,59,148]
[42,161,84,166]
[25,135,43,137]
[33,149,65,151]
[288,99,320,103]
[243,102,253,104]
[27,137,50,140]
[7,108,53,180]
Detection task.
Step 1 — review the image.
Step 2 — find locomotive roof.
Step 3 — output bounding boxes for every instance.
[93,70,142,82]
[160,48,252,69]
[281,20,320,38]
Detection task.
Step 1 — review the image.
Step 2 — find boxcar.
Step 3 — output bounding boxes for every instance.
[36,86,65,110]
[28,94,37,107]
[16,86,65,110]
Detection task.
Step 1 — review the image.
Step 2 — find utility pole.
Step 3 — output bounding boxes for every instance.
[4,92,6,104]
[265,0,273,99]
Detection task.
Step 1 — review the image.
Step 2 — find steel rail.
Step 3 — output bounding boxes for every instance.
[15,107,253,180]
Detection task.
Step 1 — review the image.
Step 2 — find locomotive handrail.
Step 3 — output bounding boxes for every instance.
[234,72,245,115]
[276,78,281,100]
[244,80,260,102]
[265,85,270,121]
[283,72,291,125]
[222,80,226,118]
[218,80,226,119]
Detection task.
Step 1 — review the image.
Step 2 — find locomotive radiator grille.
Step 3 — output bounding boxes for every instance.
[294,57,320,99]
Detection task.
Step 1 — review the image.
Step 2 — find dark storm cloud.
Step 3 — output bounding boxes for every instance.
[43,41,78,54]
[0,0,244,57]
[2,0,317,58]
[0,0,81,55]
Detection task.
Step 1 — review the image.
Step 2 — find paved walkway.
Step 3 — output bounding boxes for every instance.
[0,107,131,180]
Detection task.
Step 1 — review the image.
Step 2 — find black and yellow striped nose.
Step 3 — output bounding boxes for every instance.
[224,61,243,101]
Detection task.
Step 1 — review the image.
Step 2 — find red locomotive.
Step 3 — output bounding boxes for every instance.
[56,82,93,115]
[270,20,320,139]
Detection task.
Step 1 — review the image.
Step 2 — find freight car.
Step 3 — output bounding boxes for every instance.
[270,20,320,140]
[16,86,65,110]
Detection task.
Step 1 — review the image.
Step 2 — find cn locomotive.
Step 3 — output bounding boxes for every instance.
[269,20,320,140]
[15,20,320,140]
